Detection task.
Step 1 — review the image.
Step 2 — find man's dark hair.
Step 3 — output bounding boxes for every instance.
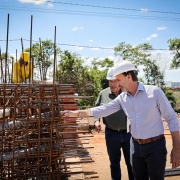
[122,71,138,81]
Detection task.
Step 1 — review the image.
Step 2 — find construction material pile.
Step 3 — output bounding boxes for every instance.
[0,83,97,180]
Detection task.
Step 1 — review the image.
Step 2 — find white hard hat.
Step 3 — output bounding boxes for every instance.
[113,60,137,76]
[106,67,116,80]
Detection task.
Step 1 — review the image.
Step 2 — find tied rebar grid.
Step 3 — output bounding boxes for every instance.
[0,83,97,180]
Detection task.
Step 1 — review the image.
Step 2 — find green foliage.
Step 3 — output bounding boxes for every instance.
[138,77,145,84]
[25,39,61,80]
[0,52,13,64]
[114,42,177,106]
[57,53,114,106]
[161,87,176,109]
[143,59,164,86]
[173,91,180,112]
[114,42,152,65]
[168,38,180,69]
[114,42,164,86]
[57,50,96,106]
[0,52,13,82]
[88,57,114,96]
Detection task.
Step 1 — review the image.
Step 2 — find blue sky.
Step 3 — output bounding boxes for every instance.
[0,0,180,81]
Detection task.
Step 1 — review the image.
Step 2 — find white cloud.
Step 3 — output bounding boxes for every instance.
[76,46,83,50]
[72,27,78,31]
[157,26,167,31]
[151,34,158,38]
[47,3,53,8]
[18,0,47,5]
[89,40,93,43]
[146,37,151,41]
[71,27,84,31]
[144,33,158,41]
[90,48,100,51]
[140,8,149,12]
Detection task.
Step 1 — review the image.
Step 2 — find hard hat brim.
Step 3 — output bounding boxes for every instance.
[113,67,137,77]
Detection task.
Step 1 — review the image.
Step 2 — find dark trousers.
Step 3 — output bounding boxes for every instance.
[105,127,134,180]
[130,137,167,180]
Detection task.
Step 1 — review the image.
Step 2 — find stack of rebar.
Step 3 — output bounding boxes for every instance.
[0,83,97,180]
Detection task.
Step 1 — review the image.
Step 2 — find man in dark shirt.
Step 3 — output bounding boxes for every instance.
[94,67,134,180]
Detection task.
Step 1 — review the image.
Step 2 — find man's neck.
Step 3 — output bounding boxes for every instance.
[128,81,138,96]
[113,91,119,96]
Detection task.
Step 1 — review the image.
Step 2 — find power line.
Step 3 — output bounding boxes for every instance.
[1,5,180,21]
[32,0,180,15]
[0,39,170,51]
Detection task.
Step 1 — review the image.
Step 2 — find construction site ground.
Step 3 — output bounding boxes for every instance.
[82,122,180,180]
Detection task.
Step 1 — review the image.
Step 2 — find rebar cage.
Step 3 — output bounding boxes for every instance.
[0,83,96,180]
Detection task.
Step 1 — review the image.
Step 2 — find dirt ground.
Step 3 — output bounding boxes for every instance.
[84,128,180,180]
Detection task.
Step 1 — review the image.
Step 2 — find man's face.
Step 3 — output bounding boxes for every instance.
[115,73,129,91]
[109,80,120,94]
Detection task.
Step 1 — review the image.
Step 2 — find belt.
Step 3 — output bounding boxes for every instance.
[107,127,127,132]
[132,134,164,144]
[117,129,127,132]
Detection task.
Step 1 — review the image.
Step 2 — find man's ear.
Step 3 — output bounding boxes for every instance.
[127,73,131,79]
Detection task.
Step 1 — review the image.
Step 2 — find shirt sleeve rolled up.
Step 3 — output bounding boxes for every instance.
[155,87,180,132]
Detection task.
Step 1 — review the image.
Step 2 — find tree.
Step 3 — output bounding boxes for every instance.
[25,39,61,81]
[161,87,176,109]
[0,52,13,83]
[114,42,177,109]
[57,50,96,106]
[143,59,164,86]
[114,42,165,86]
[88,58,114,90]
[168,38,180,69]
[57,52,115,105]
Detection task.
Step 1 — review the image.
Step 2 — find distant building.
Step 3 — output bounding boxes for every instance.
[165,81,180,87]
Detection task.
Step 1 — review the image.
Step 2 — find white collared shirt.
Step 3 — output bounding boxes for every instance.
[90,82,179,139]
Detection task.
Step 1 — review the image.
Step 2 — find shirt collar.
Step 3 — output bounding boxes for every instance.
[138,82,144,91]
[125,82,144,96]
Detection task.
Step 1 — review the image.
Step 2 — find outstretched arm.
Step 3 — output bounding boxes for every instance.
[63,109,92,118]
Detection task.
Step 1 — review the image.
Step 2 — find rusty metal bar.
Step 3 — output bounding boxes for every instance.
[29,15,33,84]
[5,14,10,83]
[39,38,43,81]
[0,82,96,179]
[53,26,56,83]
[0,47,4,83]
[16,49,18,83]
[32,57,34,82]
[7,61,10,83]
[21,38,25,83]
[11,57,14,83]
